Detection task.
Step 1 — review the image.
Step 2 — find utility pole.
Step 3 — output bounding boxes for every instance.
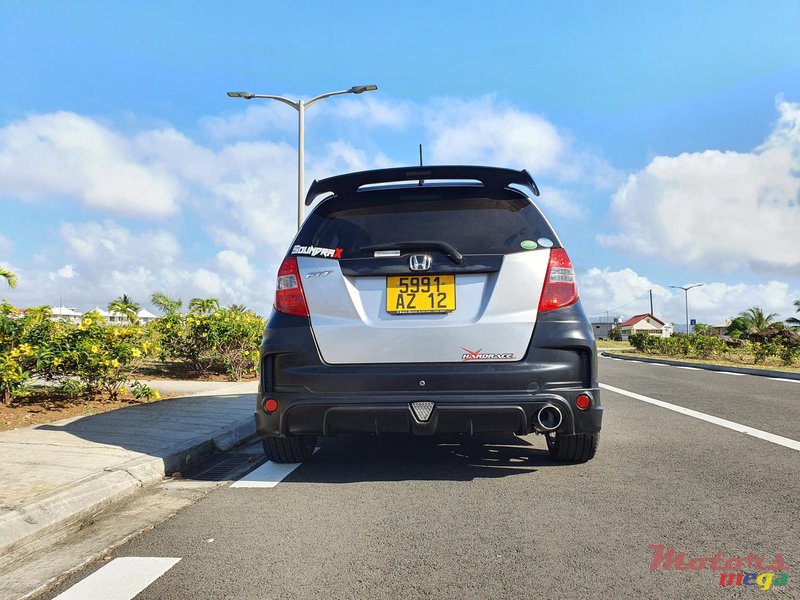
[649,289,653,315]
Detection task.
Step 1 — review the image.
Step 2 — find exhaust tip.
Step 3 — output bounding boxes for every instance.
[535,405,563,432]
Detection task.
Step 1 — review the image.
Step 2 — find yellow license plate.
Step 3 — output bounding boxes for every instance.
[386,275,456,314]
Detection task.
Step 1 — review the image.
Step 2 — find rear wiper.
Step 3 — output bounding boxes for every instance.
[362,240,464,264]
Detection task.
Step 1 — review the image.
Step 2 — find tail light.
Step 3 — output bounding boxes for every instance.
[274,257,309,317]
[538,248,578,312]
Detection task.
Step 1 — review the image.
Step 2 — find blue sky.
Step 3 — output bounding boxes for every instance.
[1,1,799,325]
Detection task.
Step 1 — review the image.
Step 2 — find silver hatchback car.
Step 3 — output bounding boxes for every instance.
[256,166,602,463]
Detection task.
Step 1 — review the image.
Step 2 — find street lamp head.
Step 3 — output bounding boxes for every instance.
[349,84,378,94]
[227,91,255,99]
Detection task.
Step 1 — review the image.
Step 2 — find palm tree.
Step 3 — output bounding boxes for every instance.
[1,266,17,289]
[739,306,778,333]
[108,294,141,324]
[188,297,219,314]
[787,299,800,327]
[150,291,183,315]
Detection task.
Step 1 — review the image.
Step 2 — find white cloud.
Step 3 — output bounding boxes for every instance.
[4,220,278,313]
[600,99,800,273]
[0,112,181,217]
[216,250,255,283]
[56,265,75,279]
[323,95,412,130]
[422,96,619,218]
[193,268,223,296]
[579,266,800,326]
[536,186,584,219]
[200,102,296,141]
[200,94,411,142]
[426,96,566,173]
[0,233,11,256]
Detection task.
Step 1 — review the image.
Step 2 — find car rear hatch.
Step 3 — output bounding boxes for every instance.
[284,168,562,365]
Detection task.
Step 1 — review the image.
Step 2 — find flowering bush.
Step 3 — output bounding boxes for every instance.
[152,306,264,380]
[0,304,159,404]
[0,298,266,406]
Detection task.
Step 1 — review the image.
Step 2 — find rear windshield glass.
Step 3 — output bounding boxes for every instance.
[294,188,557,258]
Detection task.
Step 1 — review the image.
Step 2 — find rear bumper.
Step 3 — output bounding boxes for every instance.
[256,390,602,437]
[256,303,603,438]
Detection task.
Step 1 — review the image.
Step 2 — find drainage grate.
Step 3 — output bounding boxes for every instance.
[180,453,263,482]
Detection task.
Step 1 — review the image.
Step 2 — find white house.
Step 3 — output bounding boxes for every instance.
[136,309,159,324]
[619,313,672,340]
[84,307,159,325]
[50,306,83,325]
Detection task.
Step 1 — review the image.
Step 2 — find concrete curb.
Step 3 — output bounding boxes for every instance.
[0,416,256,559]
[601,352,800,381]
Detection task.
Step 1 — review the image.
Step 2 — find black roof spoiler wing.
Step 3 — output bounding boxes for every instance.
[305,165,540,206]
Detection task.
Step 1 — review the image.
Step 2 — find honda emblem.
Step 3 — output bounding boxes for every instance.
[409,254,432,271]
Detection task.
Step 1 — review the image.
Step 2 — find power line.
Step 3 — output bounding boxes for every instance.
[587,291,651,317]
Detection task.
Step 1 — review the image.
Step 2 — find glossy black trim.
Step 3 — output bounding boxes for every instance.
[305,165,540,205]
[339,254,503,277]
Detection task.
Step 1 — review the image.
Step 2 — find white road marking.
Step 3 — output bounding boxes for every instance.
[231,448,319,488]
[648,363,667,367]
[53,557,180,600]
[676,366,702,371]
[716,371,745,376]
[600,383,800,453]
[231,461,304,488]
[771,377,800,384]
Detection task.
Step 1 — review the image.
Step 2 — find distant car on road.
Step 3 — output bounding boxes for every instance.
[256,166,602,463]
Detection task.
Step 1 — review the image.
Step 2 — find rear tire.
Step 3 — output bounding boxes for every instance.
[262,435,317,463]
[546,433,598,463]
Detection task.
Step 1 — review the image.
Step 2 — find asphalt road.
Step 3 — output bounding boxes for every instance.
[39,357,800,600]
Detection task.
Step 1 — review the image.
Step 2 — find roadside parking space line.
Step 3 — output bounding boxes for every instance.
[53,557,180,600]
[230,448,319,488]
[230,461,304,488]
[599,383,800,453]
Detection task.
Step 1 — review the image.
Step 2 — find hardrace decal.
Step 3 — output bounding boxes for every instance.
[461,347,515,361]
[291,245,343,259]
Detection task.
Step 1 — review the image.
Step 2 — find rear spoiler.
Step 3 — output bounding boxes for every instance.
[304,165,540,206]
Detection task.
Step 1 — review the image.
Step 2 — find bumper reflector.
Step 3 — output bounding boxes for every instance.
[264,398,278,413]
[410,401,435,422]
[575,394,591,410]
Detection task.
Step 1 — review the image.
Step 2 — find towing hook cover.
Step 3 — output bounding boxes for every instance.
[411,401,435,422]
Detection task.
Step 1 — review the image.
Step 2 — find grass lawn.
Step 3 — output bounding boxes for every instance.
[595,340,634,350]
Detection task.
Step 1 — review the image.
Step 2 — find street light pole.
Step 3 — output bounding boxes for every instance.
[227,85,378,230]
[297,99,304,230]
[669,283,705,334]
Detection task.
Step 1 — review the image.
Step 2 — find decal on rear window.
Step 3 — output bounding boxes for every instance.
[520,240,538,250]
[292,245,343,259]
[537,237,554,248]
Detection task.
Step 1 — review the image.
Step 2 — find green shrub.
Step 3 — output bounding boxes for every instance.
[150,306,265,380]
[0,304,159,403]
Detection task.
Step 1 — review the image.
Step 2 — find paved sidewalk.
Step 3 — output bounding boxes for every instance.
[0,380,258,563]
